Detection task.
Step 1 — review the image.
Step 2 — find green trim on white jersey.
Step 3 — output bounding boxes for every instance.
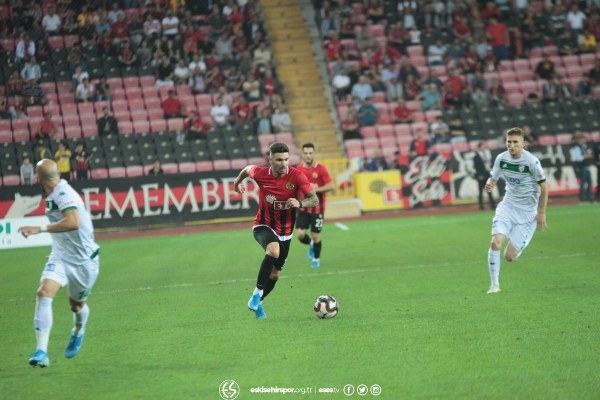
[491,150,546,212]
[46,180,99,264]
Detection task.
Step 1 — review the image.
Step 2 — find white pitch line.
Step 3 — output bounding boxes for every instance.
[335,222,349,231]
[2,252,596,303]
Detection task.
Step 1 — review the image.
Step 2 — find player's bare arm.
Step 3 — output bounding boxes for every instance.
[234,166,252,193]
[484,178,496,193]
[18,209,80,238]
[314,181,335,193]
[536,181,549,231]
[288,190,319,209]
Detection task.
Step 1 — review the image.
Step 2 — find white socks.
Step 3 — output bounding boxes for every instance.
[72,304,89,337]
[253,287,264,297]
[34,297,53,352]
[488,249,500,286]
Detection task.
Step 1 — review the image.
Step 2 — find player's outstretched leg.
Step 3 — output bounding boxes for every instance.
[307,240,314,259]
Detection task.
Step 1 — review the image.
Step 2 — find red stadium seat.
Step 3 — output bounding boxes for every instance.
[377,124,395,139]
[64,126,82,138]
[213,160,231,170]
[2,175,21,186]
[230,158,247,170]
[11,118,29,131]
[561,55,580,68]
[139,76,156,87]
[195,161,214,172]
[166,118,184,131]
[275,132,293,145]
[47,36,64,48]
[118,121,133,134]
[81,124,98,137]
[537,135,557,145]
[178,162,196,173]
[109,167,127,178]
[360,126,377,138]
[506,92,524,105]
[90,168,109,180]
[0,129,13,143]
[63,35,79,48]
[0,39,15,52]
[126,166,144,177]
[150,118,167,132]
[123,76,140,88]
[394,123,412,137]
[407,46,424,57]
[133,120,150,134]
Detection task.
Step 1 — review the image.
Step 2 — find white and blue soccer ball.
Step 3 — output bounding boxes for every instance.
[313,295,339,319]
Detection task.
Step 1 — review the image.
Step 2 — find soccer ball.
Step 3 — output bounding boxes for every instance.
[313,295,339,319]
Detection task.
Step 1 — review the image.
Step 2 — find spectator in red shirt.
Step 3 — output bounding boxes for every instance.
[392,99,414,123]
[184,110,205,140]
[118,40,137,67]
[372,41,402,66]
[162,90,183,119]
[444,69,464,98]
[453,15,472,41]
[481,2,502,21]
[387,20,409,55]
[486,17,510,61]
[403,73,421,101]
[36,112,57,142]
[409,128,431,158]
[325,32,343,61]
[489,78,506,106]
[234,97,253,124]
[111,13,129,45]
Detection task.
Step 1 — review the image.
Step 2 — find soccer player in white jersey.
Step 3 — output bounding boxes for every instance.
[484,127,548,294]
[18,159,100,367]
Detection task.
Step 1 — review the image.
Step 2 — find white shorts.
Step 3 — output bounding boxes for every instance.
[40,253,100,301]
[491,202,537,253]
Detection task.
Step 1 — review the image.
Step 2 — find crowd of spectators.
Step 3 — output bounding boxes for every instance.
[1,0,292,138]
[317,0,600,148]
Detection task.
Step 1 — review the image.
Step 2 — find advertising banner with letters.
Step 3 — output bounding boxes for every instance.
[0,217,53,250]
[0,171,259,234]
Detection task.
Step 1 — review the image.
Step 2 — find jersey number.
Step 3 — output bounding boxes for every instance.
[273,201,291,210]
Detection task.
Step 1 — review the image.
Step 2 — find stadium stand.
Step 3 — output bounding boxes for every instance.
[315,0,600,168]
[0,0,285,185]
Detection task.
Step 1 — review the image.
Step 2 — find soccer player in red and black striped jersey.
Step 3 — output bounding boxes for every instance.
[234,142,318,319]
[295,143,334,268]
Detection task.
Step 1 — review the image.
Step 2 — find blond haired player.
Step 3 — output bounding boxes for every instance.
[484,127,548,294]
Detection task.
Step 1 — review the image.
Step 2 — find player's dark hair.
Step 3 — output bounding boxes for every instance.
[269,142,289,155]
[505,127,524,137]
[302,143,315,150]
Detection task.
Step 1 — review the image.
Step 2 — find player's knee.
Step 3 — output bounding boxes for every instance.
[490,239,502,251]
[36,286,53,298]
[69,300,84,313]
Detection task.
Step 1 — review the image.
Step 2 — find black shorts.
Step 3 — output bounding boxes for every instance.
[253,226,291,270]
[295,211,324,233]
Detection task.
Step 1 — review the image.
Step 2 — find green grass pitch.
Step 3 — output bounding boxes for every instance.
[0,204,599,399]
